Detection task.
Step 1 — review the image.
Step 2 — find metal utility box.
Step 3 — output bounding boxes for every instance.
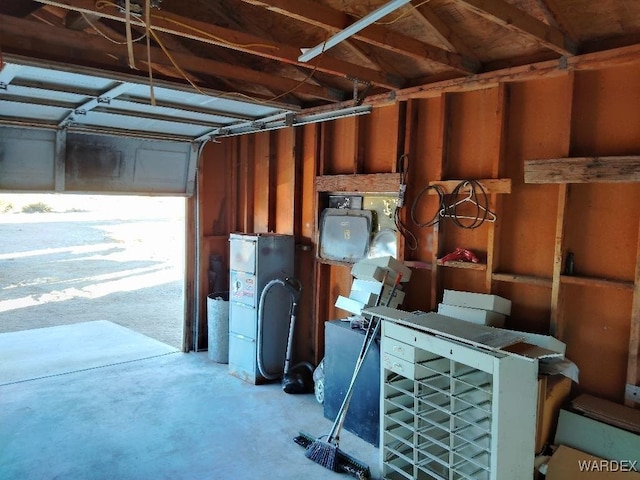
[324,320,380,446]
[228,233,294,384]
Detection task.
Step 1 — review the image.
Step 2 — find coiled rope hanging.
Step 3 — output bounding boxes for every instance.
[410,180,495,230]
[443,180,490,229]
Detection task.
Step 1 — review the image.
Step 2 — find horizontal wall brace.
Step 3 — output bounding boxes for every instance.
[428,178,512,194]
[525,156,640,183]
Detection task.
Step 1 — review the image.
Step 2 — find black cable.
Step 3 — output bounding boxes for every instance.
[410,184,445,228]
[443,180,490,229]
[394,154,419,250]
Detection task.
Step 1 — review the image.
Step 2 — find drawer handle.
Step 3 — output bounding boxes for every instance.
[393,345,405,354]
[393,362,404,371]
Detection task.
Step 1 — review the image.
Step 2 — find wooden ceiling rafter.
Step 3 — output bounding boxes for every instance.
[533,0,580,45]
[61,11,208,84]
[408,2,479,60]
[29,0,404,90]
[0,14,343,104]
[454,0,577,56]
[239,0,480,74]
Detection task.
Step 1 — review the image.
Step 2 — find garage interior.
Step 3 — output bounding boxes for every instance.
[1,0,640,479]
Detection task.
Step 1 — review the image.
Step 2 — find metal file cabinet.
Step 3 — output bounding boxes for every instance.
[228,233,294,384]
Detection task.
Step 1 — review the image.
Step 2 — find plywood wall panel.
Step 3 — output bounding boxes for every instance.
[361,105,400,174]
[498,76,574,277]
[275,128,295,235]
[564,183,640,281]
[495,283,552,333]
[401,268,432,311]
[301,124,318,241]
[253,132,272,232]
[327,265,353,321]
[563,285,634,402]
[200,140,232,236]
[237,135,255,233]
[442,268,486,293]
[444,88,503,179]
[406,97,447,260]
[572,64,640,156]
[322,117,358,174]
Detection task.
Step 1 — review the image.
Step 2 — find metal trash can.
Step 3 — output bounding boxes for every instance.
[207,291,229,363]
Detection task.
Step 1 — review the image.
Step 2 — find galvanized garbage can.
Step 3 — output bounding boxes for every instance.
[207,291,229,363]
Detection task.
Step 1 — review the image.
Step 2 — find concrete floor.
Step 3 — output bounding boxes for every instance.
[0,321,380,480]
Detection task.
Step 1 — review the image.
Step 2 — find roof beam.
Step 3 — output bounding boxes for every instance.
[0,14,344,103]
[0,1,43,17]
[409,3,478,59]
[533,0,580,45]
[298,42,640,114]
[240,0,480,74]
[30,0,403,89]
[455,0,577,56]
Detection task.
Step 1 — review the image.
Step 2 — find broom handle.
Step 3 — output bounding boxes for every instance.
[327,271,402,443]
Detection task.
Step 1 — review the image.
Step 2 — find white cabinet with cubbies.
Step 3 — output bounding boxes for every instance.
[380,316,538,480]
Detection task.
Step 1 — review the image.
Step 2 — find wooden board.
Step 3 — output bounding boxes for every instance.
[572,393,640,434]
[524,156,640,184]
[315,173,401,192]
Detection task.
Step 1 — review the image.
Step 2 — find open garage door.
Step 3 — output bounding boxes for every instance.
[0,127,197,196]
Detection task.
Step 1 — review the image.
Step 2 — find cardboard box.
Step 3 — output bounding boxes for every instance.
[379,285,405,308]
[572,394,640,435]
[437,303,506,327]
[442,289,512,315]
[536,375,572,453]
[364,256,412,282]
[351,263,392,284]
[555,409,640,463]
[546,445,640,479]
[334,295,366,315]
[351,278,385,295]
[348,290,377,305]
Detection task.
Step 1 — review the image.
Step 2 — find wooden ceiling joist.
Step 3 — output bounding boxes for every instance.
[455,0,577,56]
[533,0,580,44]
[299,42,640,114]
[0,14,344,103]
[0,0,43,17]
[409,3,478,59]
[30,0,403,89]
[240,0,480,74]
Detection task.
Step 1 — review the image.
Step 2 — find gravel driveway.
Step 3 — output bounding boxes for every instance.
[0,197,185,349]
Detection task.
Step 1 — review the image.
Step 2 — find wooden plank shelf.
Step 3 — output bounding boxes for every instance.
[560,274,634,291]
[524,156,640,184]
[316,257,353,267]
[404,260,433,270]
[492,272,553,288]
[428,178,512,194]
[315,173,401,193]
[436,259,487,271]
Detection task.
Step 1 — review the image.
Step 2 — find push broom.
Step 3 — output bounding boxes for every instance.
[295,270,402,479]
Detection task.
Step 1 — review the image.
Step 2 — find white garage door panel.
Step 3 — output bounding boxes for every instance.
[133,149,189,193]
[64,133,193,195]
[0,127,195,196]
[0,128,55,191]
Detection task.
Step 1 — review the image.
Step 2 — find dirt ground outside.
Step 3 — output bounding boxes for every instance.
[0,194,185,349]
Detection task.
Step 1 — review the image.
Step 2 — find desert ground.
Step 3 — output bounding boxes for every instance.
[0,194,185,349]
